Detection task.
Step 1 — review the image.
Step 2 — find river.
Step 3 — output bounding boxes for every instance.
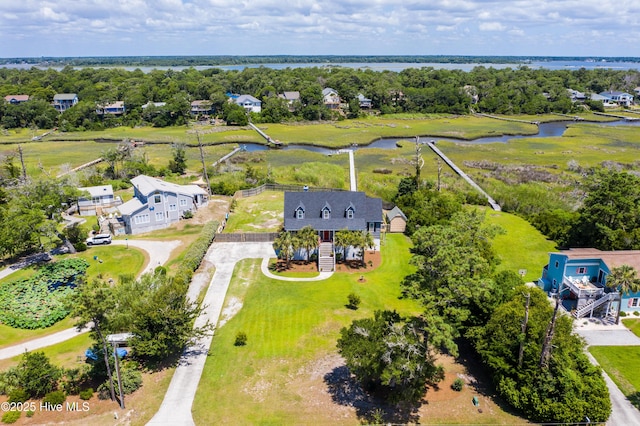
[239,119,640,155]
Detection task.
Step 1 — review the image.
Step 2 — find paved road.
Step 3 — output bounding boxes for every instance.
[147,242,276,426]
[0,240,179,360]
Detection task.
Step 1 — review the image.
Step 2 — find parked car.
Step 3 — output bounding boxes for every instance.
[86,234,112,245]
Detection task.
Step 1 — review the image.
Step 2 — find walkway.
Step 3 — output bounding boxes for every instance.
[147,242,276,426]
[260,257,334,281]
[426,141,501,211]
[0,240,179,360]
[347,149,357,191]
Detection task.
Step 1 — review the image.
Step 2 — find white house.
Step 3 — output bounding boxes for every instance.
[235,95,262,113]
[78,185,122,216]
[599,91,634,107]
[322,88,341,109]
[117,175,208,235]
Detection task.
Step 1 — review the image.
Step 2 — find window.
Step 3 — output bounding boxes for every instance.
[155,212,164,221]
[554,261,559,268]
[346,210,354,219]
[154,194,162,204]
[169,204,177,211]
[179,199,187,207]
[134,214,150,224]
[296,209,304,219]
[92,197,100,205]
[632,298,639,307]
[577,267,586,274]
[323,209,330,219]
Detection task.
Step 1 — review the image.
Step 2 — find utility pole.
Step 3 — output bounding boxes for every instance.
[437,158,442,192]
[18,144,27,183]
[414,136,422,189]
[197,132,211,195]
[518,292,530,369]
[539,296,560,368]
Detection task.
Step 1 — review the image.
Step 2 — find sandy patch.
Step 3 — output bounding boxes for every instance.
[218,297,243,327]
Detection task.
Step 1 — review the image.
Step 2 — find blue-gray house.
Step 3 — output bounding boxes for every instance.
[539,248,640,320]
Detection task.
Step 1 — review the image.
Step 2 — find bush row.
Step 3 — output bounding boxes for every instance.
[173,221,218,286]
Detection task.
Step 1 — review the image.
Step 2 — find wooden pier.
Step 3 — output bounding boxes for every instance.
[593,112,639,121]
[248,123,283,147]
[474,113,539,125]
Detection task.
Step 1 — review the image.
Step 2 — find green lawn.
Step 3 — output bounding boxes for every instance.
[482,207,557,282]
[590,346,640,408]
[193,234,419,424]
[622,318,640,337]
[0,332,94,372]
[0,316,76,349]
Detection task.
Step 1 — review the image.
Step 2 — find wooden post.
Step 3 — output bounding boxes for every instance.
[197,132,211,195]
[539,296,560,368]
[518,293,530,369]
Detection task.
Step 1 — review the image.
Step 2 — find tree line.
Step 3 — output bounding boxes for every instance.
[1,65,639,130]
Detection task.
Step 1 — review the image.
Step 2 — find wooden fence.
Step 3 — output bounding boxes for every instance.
[236,183,346,198]
[214,232,279,242]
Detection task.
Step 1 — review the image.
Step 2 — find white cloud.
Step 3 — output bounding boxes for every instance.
[0,0,638,56]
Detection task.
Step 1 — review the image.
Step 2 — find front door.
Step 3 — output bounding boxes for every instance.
[321,231,331,242]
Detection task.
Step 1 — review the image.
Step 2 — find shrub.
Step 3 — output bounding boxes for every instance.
[234,331,248,346]
[79,388,94,400]
[620,311,627,317]
[26,410,35,418]
[43,390,66,405]
[0,367,20,395]
[347,293,361,310]
[182,210,194,219]
[1,411,21,424]
[74,241,87,252]
[634,311,640,317]
[451,378,464,391]
[8,388,29,403]
[97,363,142,399]
[18,352,61,398]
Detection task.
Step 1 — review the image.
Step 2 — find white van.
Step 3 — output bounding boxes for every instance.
[86,234,112,245]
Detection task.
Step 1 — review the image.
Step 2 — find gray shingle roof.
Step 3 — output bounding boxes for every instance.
[284,191,381,232]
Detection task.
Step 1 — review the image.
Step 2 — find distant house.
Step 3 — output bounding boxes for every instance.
[96,101,126,115]
[278,91,300,111]
[322,88,341,110]
[235,95,262,113]
[538,248,640,321]
[357,94,372,109]
[599,91,634,107]
[284,191,382,271]
[590,93,616,107]
[190,100,214,115]
[53,93,78,112]
[635,87,640,97]
[4,95,29,104]
[77,185,122,216]
[567,89,587,102]
[385,206,407,233]
[117,175,208,235]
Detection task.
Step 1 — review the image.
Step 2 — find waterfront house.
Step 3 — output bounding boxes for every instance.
[117,175,208,235]
[96,101,126,115]
[357,94,372,109]
[4,95,29,104]
[235,95,262,113]
[278,91,300,111]
[190,100,214,116]
[322,88,341,110]
[599,91,634,107]
[538,248,640,320]
[53,93,78,112]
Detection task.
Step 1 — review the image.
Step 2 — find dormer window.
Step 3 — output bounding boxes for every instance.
[347,210,354,219]
[323,209,330,219]
[296,208,304,219]
[345,202,355,219]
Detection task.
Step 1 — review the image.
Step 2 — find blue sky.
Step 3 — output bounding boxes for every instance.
[1,0,638,58]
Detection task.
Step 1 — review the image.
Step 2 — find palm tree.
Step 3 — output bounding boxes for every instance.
[295,226,318,263]
[334,229,350,262]
[606,264,640,323]
[356,231,375,267]
[273,231,294,268]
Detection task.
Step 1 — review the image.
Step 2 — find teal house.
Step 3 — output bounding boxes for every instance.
[538,248,640,320]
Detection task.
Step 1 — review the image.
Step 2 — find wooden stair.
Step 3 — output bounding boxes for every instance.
[318,242,334,272]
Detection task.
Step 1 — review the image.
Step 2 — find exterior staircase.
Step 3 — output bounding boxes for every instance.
[318,242,335,272]
[573,293,619,319]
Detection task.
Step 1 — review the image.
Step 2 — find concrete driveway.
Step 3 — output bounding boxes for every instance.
[147,241,276,426]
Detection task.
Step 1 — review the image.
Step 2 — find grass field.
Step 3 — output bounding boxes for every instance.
[622,318,640,337]
[225,191,284,233]
[482,207,558,282]
[192,234,526,425]
[590,346,640,408]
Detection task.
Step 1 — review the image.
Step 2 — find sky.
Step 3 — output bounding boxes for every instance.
[1,0,639,58]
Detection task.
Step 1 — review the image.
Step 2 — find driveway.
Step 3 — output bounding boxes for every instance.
[0,240,179,360]
[147,242,276,426]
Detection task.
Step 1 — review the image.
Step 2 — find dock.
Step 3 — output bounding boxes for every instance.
[593,112,639,121]
[474,113,540,125]
[426,141,501,211]
[213,146,243,167]
[248,123,283,147]
[550,112,584,121]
